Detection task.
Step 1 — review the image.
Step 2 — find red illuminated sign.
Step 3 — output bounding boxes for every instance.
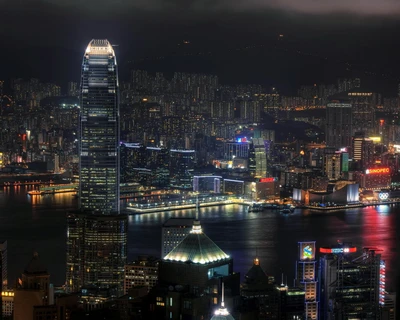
[259,177,276,183]
[365,168,390,175]
[319,247,357,254]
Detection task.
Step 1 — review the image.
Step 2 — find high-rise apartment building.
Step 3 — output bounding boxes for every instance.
[326,100,352,148]
[79,39,120,214]
[66,39,127,296]
[352,132,374,170]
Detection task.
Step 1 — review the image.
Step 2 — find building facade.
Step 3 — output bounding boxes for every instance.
[326,101,352,149]
[79,39,120,214]
[123,256,159,295]
[161,218,194,258]
[318,244,384,320]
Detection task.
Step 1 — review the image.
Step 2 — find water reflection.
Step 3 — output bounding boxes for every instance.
[0,187,397,292]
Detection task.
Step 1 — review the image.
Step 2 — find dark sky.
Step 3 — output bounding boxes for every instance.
[2,0,400,94]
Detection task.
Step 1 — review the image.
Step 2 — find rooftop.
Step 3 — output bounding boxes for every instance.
[164,220,230,264]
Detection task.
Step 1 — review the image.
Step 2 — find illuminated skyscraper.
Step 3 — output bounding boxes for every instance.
[79,39,120,214]
[67,39,127,296]
[296,241,319,320]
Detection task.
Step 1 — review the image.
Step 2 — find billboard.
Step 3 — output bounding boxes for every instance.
[319,246,357,254]
[365,167,390,175]
[299,241,316,260]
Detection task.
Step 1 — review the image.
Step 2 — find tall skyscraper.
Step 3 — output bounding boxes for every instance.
[326,99,352,148]
[67,39,127,296]
[79,39,120,214]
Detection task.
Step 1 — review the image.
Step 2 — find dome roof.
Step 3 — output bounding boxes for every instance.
[164,220,230,264]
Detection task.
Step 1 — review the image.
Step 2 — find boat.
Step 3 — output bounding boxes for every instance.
[27,190,43,195]
[248,203,264,212]
[280,208,291,214]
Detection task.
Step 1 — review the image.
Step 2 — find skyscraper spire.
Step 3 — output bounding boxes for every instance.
[191,195,202,234]
[211,282,235,319]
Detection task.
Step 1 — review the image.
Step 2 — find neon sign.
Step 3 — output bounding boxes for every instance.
[319,247,357,254]
[259,177,277,183]
[379,193,389,200]
[365,168,390,175]
[303,245,313,259]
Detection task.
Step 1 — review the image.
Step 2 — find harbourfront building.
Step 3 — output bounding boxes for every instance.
[79,39,120,214]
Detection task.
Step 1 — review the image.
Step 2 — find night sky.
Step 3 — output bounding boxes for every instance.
[2,0,400,94]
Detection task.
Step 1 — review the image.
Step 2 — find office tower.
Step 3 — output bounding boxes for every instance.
[348,89,376,136]
[161,218,194,258]
[14,252,52,320]
[326,100,352,148]
[66,39,127,296]
[352,132,374,170]
[124,256,159,294]
[250,138,267,178]
[322,148,342,180]
[318,243,384,320]
[296,241,318,320]
[169,149,196,189]
[79,39,120,214]
[66,211,127,295]
[277,285,305,319]
[241,257,278,319]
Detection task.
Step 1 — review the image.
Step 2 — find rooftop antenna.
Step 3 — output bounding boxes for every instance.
[285,275,288,287]
[221,282,225,308]
[281,273,284,286]
[195,195,199,220]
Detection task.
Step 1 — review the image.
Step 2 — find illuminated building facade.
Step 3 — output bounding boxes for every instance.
[67,40,127,297]
[223,141,250,160]
[223,179,245,195]
[161,218,194,258]
[348,90,376,136]
[295,241,318,320]
[352,133,374,170]
[318,244,384,320]
[193,175,222,193]
[123,256,159,294]
[250,138,268,178]
[150,218,240,320]
[169,149,196,189]
[354,167,391,190]
[326,100,352,148]
[322,148,342,180]
[66,211,127,295]
[79,39,120,213]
